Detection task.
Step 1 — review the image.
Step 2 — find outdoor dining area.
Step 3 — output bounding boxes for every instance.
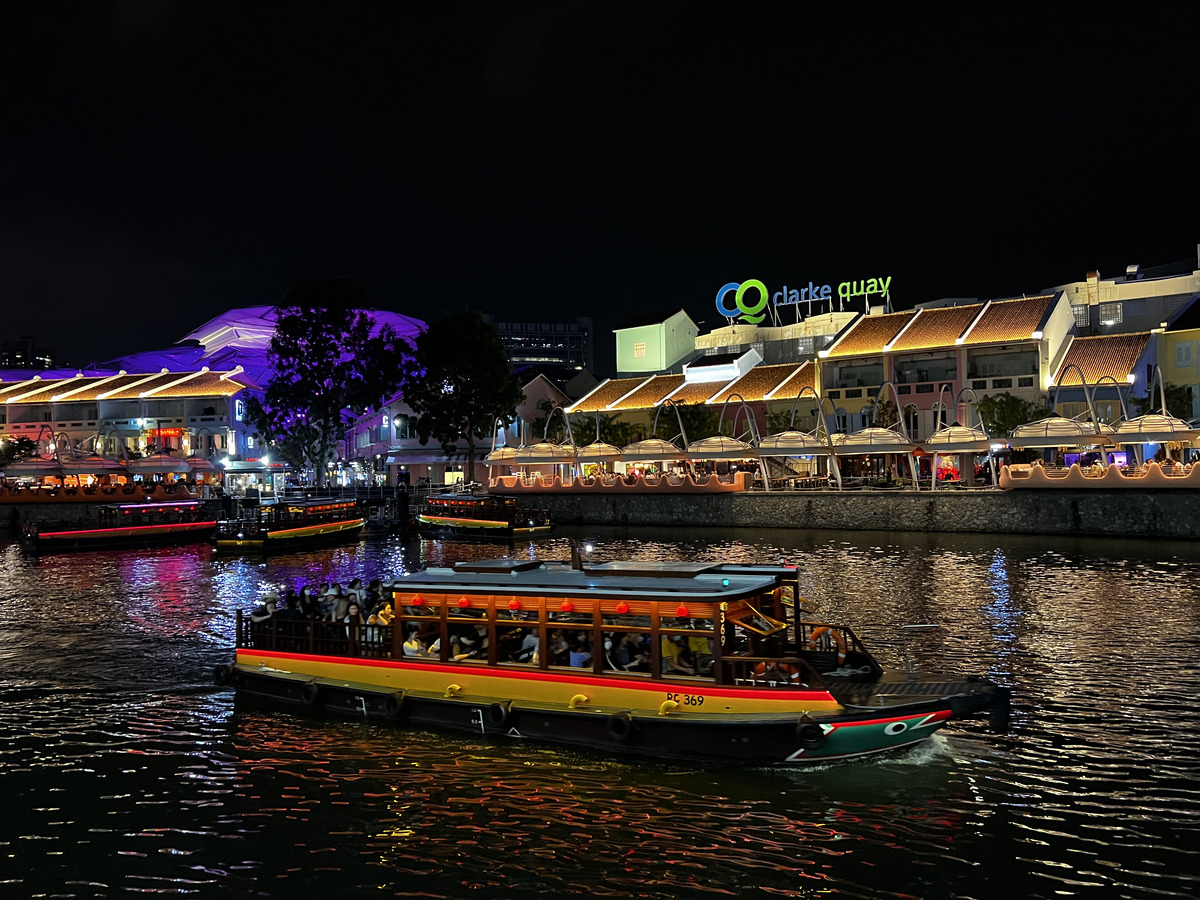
[486,368,1200,495]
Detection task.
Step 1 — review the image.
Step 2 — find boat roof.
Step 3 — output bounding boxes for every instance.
[385,558,791,601]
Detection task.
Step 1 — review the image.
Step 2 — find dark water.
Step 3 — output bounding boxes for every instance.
[1,526,1199,898]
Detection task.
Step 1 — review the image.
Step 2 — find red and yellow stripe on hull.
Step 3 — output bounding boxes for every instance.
[417,514,508,530]
[234,648,844,717]
[37,520,217,543]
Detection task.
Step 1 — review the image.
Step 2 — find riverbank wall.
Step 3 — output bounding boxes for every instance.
[534,490,1200,539]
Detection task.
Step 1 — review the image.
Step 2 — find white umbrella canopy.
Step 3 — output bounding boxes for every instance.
[923,424,994,453]
[756,430,832,456]
[483,445,520,465]
[3,455,66,477]
[511,441,576,465]
[833,426,918,456]
[573,441,623,464]
[619,438,690,462]
[60,454,128,476]
[128,452,191,474]
[1111,413,1200,445]
[1009,417,1109,449]
[184,454,219,473]
[685,435,756,460]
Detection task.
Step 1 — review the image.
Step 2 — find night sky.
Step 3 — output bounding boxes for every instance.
[3,4,1196,375]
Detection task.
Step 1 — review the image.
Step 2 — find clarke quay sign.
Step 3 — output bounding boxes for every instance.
[716,275,893,324]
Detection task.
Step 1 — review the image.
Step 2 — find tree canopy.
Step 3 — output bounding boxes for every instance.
[0,436,37,469]
[403,309,525,479]
[246,277,413,477]
[976,392,1052,437]
[1131,381,1193,419]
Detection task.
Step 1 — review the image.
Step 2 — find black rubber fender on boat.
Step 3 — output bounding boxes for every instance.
[486,702,511,728]
[607,711,636,742]
[384,691,405,720]
[795,716,826,751]
[301,682,322,708]
[212,664,232,687]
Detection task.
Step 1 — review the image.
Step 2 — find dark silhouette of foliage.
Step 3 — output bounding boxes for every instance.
[403,310,525,479]
[1131,381,1193,419]
[0,436,38,468]
[246,277,414,476]
[976,392,1052,437]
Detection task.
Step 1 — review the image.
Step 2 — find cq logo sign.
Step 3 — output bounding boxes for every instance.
[715,280,769,324]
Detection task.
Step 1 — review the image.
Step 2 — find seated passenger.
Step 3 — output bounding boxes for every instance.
[661,635,696,675]
[403,631,429,657]
[616,633,649,671]
[569,635,592,668]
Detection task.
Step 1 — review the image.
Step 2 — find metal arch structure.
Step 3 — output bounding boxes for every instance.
[650,398,690,449]
[715,392,762,445]
[867,381,920,491]
[541,404,576,449]
[714,392,769,492]
[1088,375,1131,424]
[929,385,995,490]
[1050,363,1112,466]
[786,385,844,491]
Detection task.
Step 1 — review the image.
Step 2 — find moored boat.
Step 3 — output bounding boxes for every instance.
[217,550,1009,764]
[21,499,217,552]
[416,492,553,539]
[214,497,365,552]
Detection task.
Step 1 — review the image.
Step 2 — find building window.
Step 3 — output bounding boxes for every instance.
[1018,376,1034,388]
[1099,303,1123,326]
[1072,305,1090,328]
[1176,342,1194,368]
[633,342,646,359]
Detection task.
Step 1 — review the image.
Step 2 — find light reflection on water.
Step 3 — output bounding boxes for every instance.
[0,526,1198,898]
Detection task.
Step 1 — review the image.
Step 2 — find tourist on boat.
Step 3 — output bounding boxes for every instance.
[342,602,366,638]
[615,633,649,671]
[298,586,319,618]
[250,593,278,623]
[375,603,395,626]
[329,586,352,621]
[661,634,697,676]
[548,629,570,666]
[403,630,432,657]
[514,630,539,664]
[568,634,592,668]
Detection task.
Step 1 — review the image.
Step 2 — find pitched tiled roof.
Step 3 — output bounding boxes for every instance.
[668,380,727,405]
[709,363,811,403]
[607,374,685,411]
[823,312,915,358]
[567,377,650,414]
[889,304,983,352]
[960,295,1055,345]
[1054,333,1152,385]
[767,362,816,399]
[1,371,254,404]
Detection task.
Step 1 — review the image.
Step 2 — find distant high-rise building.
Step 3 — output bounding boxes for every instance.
[0,335,55,369]
[484,315,593,373]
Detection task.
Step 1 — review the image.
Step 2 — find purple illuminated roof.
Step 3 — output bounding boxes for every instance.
[0,306,426,387]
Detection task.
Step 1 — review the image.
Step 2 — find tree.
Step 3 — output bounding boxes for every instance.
[403,310,525,479]
[666,401,719,442]
[0,436,37,469]
[870,398,899,429]
[976,392,1052,437]
[246,277,413,478]
[1131,381,1193,419]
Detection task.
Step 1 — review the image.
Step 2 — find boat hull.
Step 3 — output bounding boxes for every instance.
[416,514,554,540]
[215,517,365,552]
[26,520,217,553]
[222,649,1005,765]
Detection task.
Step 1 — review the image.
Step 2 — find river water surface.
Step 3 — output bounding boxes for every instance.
[1,526,1198,898]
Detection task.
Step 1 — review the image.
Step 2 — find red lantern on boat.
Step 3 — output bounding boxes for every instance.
[411,595,424,606]
[676,605,689,618]
[615,601,629,614]
[508,599,521,610]
[560,600,573,612]
[457,596,470,608]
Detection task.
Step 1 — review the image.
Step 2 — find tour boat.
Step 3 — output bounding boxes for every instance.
[415,492,553,540]
[216,551,1009,764]
[21,499,217,552]
[213,497,365,552]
